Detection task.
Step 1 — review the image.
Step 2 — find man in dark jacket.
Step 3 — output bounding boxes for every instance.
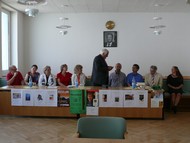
[91,49,113,86]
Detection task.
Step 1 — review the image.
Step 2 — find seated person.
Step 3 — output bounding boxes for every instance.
[6,65,24,86]
[38,66,56,86]
[144,65,163,87]
[57,64,72,86]
[24,64,40,85]
[109,63,126,87]
[167,66,183,114]
[71,64,86,86]
[125,64,144,86]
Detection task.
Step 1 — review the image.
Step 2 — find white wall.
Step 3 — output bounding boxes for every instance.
[23,13,190,77]
[11,11,24,73]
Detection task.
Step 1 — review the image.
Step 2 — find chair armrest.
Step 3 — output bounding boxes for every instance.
[124,132,128,139]
[72,132,79,138]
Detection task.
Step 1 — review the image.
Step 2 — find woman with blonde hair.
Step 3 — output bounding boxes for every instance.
[71,64,86,86]
[38,66,56,86]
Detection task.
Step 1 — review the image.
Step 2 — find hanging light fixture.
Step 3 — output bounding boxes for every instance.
[56,5,72,36]
[17,0,47,17]
[149,3,166,35]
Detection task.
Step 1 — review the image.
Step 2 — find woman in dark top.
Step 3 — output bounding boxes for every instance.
[167,66,183,114]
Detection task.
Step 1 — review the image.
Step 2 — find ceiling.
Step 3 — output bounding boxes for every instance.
[1,0,190,13]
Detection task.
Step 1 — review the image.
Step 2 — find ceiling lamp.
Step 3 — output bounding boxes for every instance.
[25,8,39,17]
[150,3,166,35]
[17,0,46,5]
[56,5,72,36]
[17,0,47,17]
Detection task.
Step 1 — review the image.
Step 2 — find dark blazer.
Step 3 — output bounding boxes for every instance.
[104,42,117,47]
[91,54,109,86]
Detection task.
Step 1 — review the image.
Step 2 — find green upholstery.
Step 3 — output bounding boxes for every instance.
[77,117,126,139]
[0,78,7,87]
[85,78,92,86]
[163,79,190,96]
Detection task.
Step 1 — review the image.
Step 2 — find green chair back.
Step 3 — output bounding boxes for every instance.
[0,78,7,87]
[77,117,126,139]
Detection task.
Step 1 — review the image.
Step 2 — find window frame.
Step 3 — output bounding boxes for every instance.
[1,8,11,76]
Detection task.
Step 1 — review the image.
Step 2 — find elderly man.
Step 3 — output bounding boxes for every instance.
[6,65,25,86]
[144,65,163,87]
[91,49,113,86]
[109,63,126,87]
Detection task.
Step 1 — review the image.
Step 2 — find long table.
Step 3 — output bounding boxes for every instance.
[0,86,163,119]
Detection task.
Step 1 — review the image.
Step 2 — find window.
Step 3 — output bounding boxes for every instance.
[1,9,10,72]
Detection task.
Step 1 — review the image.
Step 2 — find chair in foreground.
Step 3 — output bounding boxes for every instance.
[75,117,127,139]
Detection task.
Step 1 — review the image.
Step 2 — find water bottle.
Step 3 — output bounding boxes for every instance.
[132,76,136,89]
[28,76,33,87]
[42,76,45,86]
[75,80,78,88]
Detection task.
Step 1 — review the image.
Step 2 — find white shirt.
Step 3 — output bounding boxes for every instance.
[71,73,86,86]
[38,73,56,86]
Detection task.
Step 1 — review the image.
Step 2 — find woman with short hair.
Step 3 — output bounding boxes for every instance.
[57,64,72,86]
[38,66,56,86]
[24,64,40,85]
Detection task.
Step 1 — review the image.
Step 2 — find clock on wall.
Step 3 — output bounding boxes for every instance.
[105,21,115,30]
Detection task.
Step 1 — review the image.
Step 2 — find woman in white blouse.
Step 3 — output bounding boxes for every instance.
[38,66,56,86]
[71,64,86,86]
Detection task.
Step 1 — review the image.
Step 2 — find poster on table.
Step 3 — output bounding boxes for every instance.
[136,90,148,108]
[33,89,57,107]
[33,90,46,106]
[22,89,34,106]
[86,107,99,115]
[123,90,136,107]
[109,90,123,107]
[99,90,123,107]
[151,93,163,108]
[123,90,148,108]
[11,89,23,106]
[99,90,112,107]
[58,90,70,107]
[45,90,57,107]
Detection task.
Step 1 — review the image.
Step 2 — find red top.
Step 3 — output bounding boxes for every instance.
[57,72,72,86]
[6,71,24,85]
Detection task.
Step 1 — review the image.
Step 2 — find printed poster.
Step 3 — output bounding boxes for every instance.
[45,90,57,107]
[22,90,34,106]
[123,90,148,108]
[58,90,70,107]
[33,89,57,107]
[151,93,163,108]
[109,90,123,107]
[136,90,148,108]
[99,90,111,107]
[123,90,135,107]
[11,89,23,106]
[86,107,99,115]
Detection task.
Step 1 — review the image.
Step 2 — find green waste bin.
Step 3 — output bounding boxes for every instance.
[70,89,86,114]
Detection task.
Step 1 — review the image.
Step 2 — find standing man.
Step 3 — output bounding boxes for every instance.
[6,65,25,86]
[109,63,126,87]
[91,49,113,86]
[126,64,144,86]
[144,65,163,87]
